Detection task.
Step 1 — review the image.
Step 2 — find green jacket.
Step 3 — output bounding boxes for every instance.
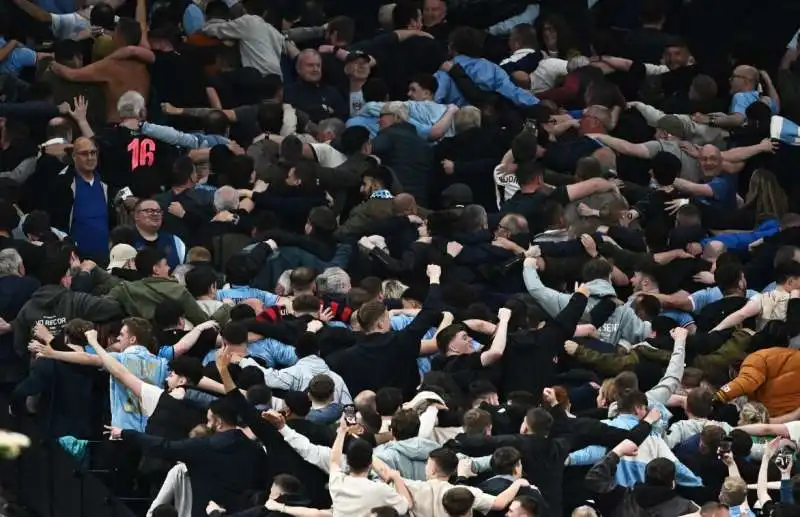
[573,330,753,376]
[107,277,221,325]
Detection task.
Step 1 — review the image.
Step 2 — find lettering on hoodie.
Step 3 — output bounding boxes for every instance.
[34,315,67,337]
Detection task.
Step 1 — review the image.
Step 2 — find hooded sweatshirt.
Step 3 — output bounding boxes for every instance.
[586,451,700,517]
[13,284,124,357]
[523,267,651,343]
[374,437,441,481]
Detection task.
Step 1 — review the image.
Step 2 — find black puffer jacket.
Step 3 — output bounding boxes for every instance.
[586,452,700,517]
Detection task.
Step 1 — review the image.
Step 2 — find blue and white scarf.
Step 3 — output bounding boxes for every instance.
[370,189,393,199]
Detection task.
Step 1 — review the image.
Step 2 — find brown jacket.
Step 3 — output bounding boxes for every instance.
[717,347,800,417]
[55,46,153,122]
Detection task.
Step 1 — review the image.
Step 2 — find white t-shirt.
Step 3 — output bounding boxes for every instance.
[329,470,408,517]
[310,142,347,168]
[404,478,496,517]
[140,383,165,418]
[531,58,568,94]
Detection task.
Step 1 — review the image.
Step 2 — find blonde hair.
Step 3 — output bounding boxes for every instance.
[382,279,409,300]
[738,401,769,425]
[720,476,747,506]
[746,169,788,223]
[598,378,617,407]
[454,106,481,134]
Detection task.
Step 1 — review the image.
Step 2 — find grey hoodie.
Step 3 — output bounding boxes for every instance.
[13,284,124,357]
[374,437,441,481]
[523,267,651,343]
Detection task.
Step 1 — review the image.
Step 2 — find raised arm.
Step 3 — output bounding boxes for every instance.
[480,307,511,366]
[587,133,651,159]
[721,139,775,162]
[28,340,102,367]
[172,321,220,357]
[85,329,144,397]
[673,178,713,198]
[9,0,52,23]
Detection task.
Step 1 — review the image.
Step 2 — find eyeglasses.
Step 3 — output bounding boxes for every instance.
[138,208,163,215]
[75,149,98,157]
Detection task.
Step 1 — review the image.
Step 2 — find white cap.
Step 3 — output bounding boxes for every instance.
[108,244,137,271]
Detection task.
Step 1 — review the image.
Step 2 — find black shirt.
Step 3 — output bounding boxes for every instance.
[150,49,209,108]
[208,67,265,108]
[284,80,348,122]
[96,124,183,196]
[432,352,502,394]
[501,185,570,235]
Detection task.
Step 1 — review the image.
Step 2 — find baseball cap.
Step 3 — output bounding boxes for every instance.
[656,115,689,140]
[345,50,371,64]
[108,244,137,271]
[441,183,473,208]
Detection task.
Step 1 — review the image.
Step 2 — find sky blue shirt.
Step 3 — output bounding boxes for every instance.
[0,38,37,76]
[216,285,279,306]
[391,314,481,376]
[730,90,777,115]
[108,346,169,431]
[203,339,298,368]
[690,287,759,312]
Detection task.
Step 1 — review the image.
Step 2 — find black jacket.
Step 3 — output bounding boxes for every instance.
[478,475,551,517]
[227,387,333,508]
[0,274,39,382]
[501,292,587,399]
[122,424,265,517]
[11,356,97,438]
[371,122,435,207]
[446,407,654,517]
[326,284,443,399]
[586,452,699,517]
[48,168,113,237]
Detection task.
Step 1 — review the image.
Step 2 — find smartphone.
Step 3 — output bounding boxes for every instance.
[718,437,732,455]
[776,451,793,470]
[343,404,357,426]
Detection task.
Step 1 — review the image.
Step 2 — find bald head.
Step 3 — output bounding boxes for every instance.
[592,147,617,173]
[699,145,722,176]
[392,193,418,215]
[355,390,376,412]
[498,213,528,235]
[73,137,98,174]
[702,240,727,261]
[731,65,758,93]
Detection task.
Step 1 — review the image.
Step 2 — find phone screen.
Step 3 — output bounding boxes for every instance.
[343,405,357,425]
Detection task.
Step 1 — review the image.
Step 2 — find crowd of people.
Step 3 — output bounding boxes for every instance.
[2,0,800,516]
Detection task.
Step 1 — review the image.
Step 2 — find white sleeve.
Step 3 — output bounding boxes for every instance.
[140,383,164,418]
[467,486,497,513]
[644,63,670,76]
[532,58,568,93]
[785,421,800,441]
[51,13,88,40]
[494,165,519,209]
[279,425,333,473]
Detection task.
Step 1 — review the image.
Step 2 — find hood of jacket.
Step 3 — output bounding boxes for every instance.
[585,278,617,298]
[379,437,440,461]
[28,285,71,310]
[632,483,695,515]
